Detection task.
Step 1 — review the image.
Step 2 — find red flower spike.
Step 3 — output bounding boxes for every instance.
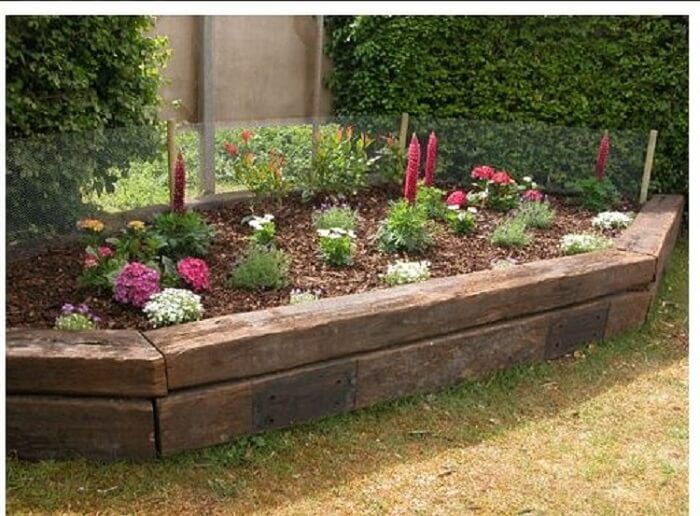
[224,142,238,157]
[424,131,438,186]
[596,132,610,182]
[241,130,253,143]
[172,151,186,214]
[403,133,421,203]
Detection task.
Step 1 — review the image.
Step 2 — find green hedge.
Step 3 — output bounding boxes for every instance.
[325,16,688,196]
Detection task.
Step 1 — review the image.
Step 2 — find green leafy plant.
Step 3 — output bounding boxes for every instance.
[490,217,531,248]
[376,199,433,253]
[244,214,276,247]
[151,211,215,260]
[372,134,406,185]
[445,207,477,235]
[517,202,556,229]
[312,205,358,231]
[317,228,356,266]
[416,184,447,220]
[228,245,291,291]
[572,177,620,212]
[105,224,166,264]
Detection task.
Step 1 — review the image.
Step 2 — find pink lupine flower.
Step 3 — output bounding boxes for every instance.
[177,257,210,292]
[445,190,467,207]
[471,165,495,181]
[113,262,160,308]
[596,132,610,181]
[424,131,438,186]
[522,189,544,202]
[491,171,514,185]
[403,133,421,204]
[172,152,186,214]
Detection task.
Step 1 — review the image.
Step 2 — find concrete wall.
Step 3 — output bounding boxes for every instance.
[153,16,332,123]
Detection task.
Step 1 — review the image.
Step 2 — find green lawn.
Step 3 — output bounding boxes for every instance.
[6,242,688,515]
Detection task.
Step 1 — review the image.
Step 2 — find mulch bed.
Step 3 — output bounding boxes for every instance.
[6,186,627,330]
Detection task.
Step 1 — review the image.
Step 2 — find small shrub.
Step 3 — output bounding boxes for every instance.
[317,228,356,266]
[78,247,126,293]
[105,220,166,263]
[416,184,447,220]
[491,218,531,248]
[152,211,215,259]
[244,214,276,246]
[376,200,433,253]
[517,201,556,229]
[445,206,477,235]
[312,205,358,231]
[229,245,291,290]
[591,211,634,230]
[383,259,431,286]
[572,177,620,212]
[560,233,612,255]
[289,288,321,305]
[113,262,161,308]
[470,166,521,212]
[143,288,204,327]
[372,134,405,185]
[54,303,100,331]
[177,257,210,292]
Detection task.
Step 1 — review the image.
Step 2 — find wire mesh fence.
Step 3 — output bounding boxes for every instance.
[6,115,649,255]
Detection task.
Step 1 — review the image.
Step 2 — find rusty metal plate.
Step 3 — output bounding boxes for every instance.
[545,303,609,359]
[252,361,356,432]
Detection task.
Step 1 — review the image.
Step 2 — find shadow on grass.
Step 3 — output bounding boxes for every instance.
[6,242,689,513]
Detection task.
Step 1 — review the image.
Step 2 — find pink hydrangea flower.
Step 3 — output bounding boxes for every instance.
[471,165,495,181]
[522,189,544,202]
[113,262,160,308]
[445,190,467,207]
[491,171,514,185]
[177,257,210,292]
[98,245,114,258]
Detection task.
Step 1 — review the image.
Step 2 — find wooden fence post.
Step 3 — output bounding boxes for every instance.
[167,120,177,207]
[198,15,216,196]
[398,112,410,148]
[639,129,658,204]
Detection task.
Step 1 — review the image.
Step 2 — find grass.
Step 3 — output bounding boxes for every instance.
[6,242,688,515]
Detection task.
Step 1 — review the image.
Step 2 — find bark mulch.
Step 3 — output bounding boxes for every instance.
[6,187,626,330]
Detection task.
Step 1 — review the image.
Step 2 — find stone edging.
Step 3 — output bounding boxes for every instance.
[5,195,684,460]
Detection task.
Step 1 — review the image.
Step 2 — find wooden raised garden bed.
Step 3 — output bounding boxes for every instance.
[6,195,683,460]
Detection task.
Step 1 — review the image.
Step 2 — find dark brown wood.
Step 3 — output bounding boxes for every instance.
[616,195,684,259]
[6,329,167,397]
[605,291,652,339]
[156,383,252,457]
[356,313,550,408]
[545,300,609,359]
[146,249,654,389]
[7,395,156,460]
[252,360,356,432]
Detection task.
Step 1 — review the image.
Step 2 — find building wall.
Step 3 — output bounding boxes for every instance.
[153,15,332,123]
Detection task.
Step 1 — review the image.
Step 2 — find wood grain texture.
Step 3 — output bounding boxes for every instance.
[605,290,653,339]
[147,249,654,389]
[545,300,609,359]
[6,329,167,397]
[156,383,252,457]
[7,395,156,460]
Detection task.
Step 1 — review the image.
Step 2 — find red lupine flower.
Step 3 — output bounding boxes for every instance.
[84,254,99,269]
[172,152,186,214]
[224,142,238,157]
[177,257,210,292]
[424,131,438,186]
[403,133,421,204]
[491,171,513,185]
[471,165,495,181]
[522,189,544,202]
[98,245,114,258]
[241,130,253,143]
[445,190,467,207]
[596,133,610,181]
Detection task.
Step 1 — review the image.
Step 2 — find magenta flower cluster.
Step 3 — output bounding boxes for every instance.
[113,262,161,308]
[177,257,210,292]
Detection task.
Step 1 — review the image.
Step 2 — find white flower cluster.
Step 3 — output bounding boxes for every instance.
[560,233,611,255]
[316,227,356,239]
[289,288,321,305]
[247,214,275,231]
[467,190,489,204]
[521,176,538,189]
[384,259,431,286]
[143,288,204,328]
[591,211,634,230]
[447,205,478,218]
[490,257,518,270]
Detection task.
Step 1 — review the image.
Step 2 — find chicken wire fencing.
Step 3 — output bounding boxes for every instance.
[6,116,649,255]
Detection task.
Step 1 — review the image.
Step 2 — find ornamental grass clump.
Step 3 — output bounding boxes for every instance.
[591,211,634,230]
[143,288,203,327]
[113,262,161,308]
[445,206,477,235]
[491,217,531,248]
[517,201,556,229]
[176,257,210,292]
[317,227,356,266]
[560,233,612,255]
[229,245,291,291]
[376,199,433,253]
[312,205,358,231]
[383,259,431,286]
[54,303,100,331]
